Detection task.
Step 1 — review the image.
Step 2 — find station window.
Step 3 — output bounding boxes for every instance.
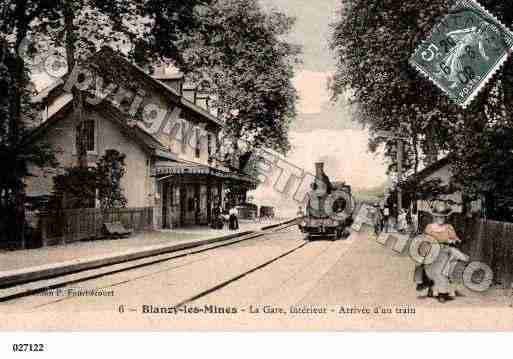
[76,120,95,153]
[195,128,201,158]
[207,133,212,157]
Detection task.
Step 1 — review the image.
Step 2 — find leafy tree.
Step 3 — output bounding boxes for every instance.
[331,0,513,219]
[50,149,127,210]
[50,167,97,210]
[178,0,301,154]
[0,1,58,248]
[143,0,211,68]
[331,0,456,166]
[96,149,127,210]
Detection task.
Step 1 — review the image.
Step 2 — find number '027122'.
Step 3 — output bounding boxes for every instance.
[12,344,45,352]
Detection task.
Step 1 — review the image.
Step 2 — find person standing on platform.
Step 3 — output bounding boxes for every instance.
[383,205,390,232]
[212,203,223,229]
[398,209,408,233]
[229,206,239,230]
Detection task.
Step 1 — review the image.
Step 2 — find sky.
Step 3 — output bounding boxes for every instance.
[252,0,388,214]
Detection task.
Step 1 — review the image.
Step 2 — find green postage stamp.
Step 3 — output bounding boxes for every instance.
[410,0,513,108]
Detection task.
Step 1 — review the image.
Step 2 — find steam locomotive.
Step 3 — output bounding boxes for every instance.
[298,162,355,240]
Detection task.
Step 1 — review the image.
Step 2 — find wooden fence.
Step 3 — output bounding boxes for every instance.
[39,207,153,246]
[419,211,513,287]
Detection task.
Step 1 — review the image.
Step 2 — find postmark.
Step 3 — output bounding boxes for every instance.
[410,0,513,108]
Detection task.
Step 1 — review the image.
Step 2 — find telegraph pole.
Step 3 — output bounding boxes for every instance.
[397,138,403,214]
[376,130,407,215]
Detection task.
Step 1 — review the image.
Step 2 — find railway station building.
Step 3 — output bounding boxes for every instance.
[24,46,257,244]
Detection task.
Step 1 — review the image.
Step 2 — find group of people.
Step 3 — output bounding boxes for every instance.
[373,204,418,235]
[211,204,239,230]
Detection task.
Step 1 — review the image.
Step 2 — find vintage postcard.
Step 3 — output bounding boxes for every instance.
[1,0,513,337]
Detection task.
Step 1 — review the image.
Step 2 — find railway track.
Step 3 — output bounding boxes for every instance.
[182,230,357,309]
[0,219,300,303]
[174,240,308,308]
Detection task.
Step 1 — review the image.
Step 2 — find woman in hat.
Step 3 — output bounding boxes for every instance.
[416,201,461,303]
[424,202,460,245]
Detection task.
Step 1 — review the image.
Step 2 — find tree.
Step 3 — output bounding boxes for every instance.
[50,149,127,210]
[331,0,456,164]
[331,0,513,219]
[51,167,97,210]
[143,0,211,68]
[178,0,301,154]
[96,149,127,210]
[0,1,59,248]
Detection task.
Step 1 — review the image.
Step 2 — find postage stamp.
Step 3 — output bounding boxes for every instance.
[410,0,513,108]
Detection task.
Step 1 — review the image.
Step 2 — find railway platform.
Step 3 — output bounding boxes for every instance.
[0,219,286,273]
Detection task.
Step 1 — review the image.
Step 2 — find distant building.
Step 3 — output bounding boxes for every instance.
[25,46,257,231]
[404,156,481,216]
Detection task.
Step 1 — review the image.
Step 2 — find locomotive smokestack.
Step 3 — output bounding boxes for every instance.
[314,162,332,194]
[315,162,324,178]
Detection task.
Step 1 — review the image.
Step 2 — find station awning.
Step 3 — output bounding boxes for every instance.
[153,161,257,186]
